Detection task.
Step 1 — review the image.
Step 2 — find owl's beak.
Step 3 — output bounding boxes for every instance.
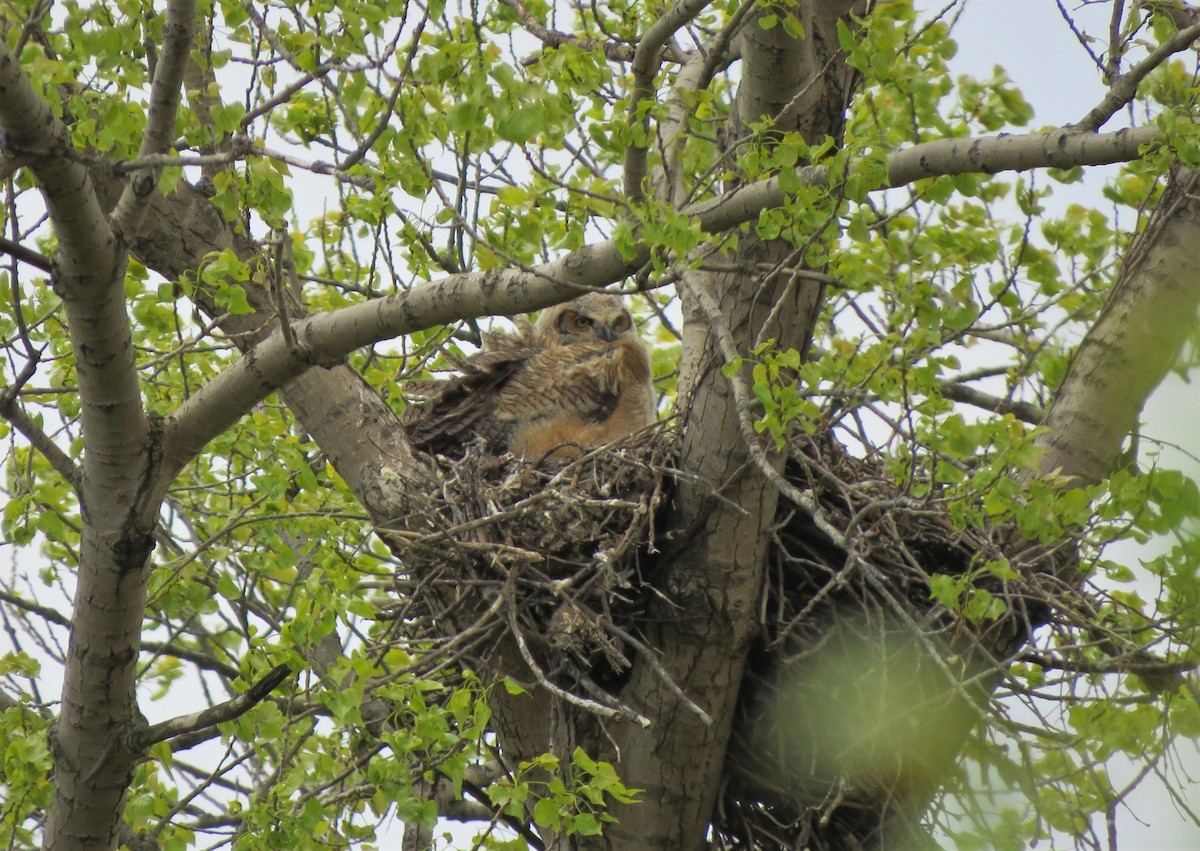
[596,324,618,342]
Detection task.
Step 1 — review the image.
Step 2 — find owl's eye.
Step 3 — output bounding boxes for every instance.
[564,312,593,332]
[612,313,631,332]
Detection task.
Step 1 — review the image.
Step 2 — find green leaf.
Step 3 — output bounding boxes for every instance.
[0,651,40,677]
[502,677,527,695]
[497,106,544,143]
[574,812,603,835]
[532,797,561,828]
[217,283,253,315]
[448,100,485,133]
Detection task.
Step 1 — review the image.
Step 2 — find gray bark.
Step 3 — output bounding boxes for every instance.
[0,2,194,845]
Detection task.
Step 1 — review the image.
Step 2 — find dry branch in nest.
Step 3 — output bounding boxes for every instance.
[383,406,1039,850]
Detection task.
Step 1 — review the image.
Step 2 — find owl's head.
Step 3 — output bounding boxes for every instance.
[535,293,637,344]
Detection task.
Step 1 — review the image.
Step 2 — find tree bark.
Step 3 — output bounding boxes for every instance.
[592,4,863,847]
[0,4,193,842]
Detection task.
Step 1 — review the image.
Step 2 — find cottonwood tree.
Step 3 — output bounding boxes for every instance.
[1,0,1199,848]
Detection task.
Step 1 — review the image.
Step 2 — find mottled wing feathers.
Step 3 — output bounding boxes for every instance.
[404,330,539,456]
[497,343,623,426]
[502,337,655,459]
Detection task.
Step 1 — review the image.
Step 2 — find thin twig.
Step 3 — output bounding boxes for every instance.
[601,620,713,726]
[0,234,52,271]
[507,595,651,727]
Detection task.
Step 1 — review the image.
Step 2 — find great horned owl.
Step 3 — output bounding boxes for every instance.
[502,292,657,458]
[407,292,657,461]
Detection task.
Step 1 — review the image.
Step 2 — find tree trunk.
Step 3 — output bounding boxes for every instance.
[584,5,864,847]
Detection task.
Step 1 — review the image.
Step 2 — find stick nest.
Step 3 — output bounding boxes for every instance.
[378,426,676,672]
[379,423,1018,850]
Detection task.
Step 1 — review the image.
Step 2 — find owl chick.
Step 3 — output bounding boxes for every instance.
[406,292,657,461]
[499,292,657,459]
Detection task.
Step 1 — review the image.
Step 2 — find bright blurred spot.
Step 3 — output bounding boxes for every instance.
[753,620,979,798]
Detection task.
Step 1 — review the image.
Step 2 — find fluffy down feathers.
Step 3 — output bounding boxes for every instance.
[407,294,656,461]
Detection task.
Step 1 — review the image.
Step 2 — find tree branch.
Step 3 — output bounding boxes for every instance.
[0,31,147,508]
[691,125,1158,234]
[939,383,1046,425]
[0,233,52,271]
[1036,166,1200,484]
[624,0,713,201]
[0,587,71,627]
[0,32,158,851]
[157,124,1164,488]
[658,5,751,205]
[110,0,196,235]
[105,142,377,190]
[496,0,688,65]
[138,664,292,748]
[0,394,81,488]
[139,640,242,681]
[0,45,118,289]
[1075,18,1200,131]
